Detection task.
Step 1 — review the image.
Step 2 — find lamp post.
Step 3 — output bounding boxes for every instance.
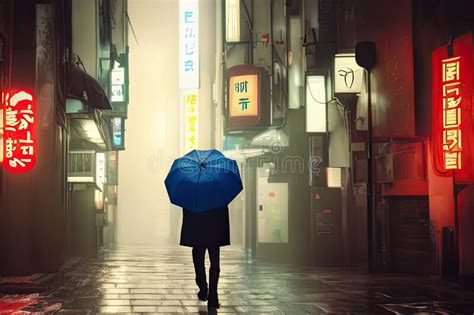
[355,41,376,272]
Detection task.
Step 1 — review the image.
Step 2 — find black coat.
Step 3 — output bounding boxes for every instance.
[180,207,230,248]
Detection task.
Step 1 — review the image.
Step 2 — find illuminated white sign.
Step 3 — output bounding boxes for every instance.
[226,0,240,42]
[334,53,363,93]
[327,167,342,188]
[96,152,106,192]
[229,74,259,117]
[111,62,125,103]
[179,0,199,90]
[306,75,327,133]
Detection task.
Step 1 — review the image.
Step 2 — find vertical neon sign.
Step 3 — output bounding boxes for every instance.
[179,0,199,153]
[183,91,199,153]
[179,0,199,90]
[440,56,462,169]
[432,33,474,182]
[2,89,36,173]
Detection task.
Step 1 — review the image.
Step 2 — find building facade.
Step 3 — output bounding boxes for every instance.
[0,0,128,274]
[0,0,69,275]
[219,0,474,281]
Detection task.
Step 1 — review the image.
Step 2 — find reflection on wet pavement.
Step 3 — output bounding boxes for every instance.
[1,245,474,314]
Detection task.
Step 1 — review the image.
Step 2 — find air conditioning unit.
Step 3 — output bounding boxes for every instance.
[68,151,95,183]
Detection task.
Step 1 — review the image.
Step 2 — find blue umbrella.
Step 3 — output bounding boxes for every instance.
[164,149,243,213]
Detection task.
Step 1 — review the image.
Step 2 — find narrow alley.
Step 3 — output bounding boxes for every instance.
[2,0,474,314]
[1,246,474,314]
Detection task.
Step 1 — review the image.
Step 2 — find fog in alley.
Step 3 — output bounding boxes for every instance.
[1,0,474,313]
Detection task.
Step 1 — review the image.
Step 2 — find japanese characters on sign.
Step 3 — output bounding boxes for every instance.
[334,54,364,93]
[2,89,36,173]
[184,91,199,153]
[179,0,199,90]
[432,33,474,182]
[0,107,3,164]
[96,152,106,192]
[111,62,125,103]
[179,0,199,153]
[229,74,259,118]
[227,64,272,130]
[440,56,462,169]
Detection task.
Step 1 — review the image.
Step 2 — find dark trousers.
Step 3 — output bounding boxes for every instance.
[192,246,220,299]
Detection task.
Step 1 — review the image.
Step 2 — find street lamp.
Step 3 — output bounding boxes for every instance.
[355,41,376,272]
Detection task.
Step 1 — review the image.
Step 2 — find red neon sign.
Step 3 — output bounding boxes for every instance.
[2,89,36,173]
[440,56,462,169]
[432,33,474,182]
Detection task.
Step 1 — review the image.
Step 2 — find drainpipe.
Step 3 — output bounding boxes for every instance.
[366,69,374,272]
[447,36,460,279]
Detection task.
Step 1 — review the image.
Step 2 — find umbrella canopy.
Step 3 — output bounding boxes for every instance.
[164,149,243,213]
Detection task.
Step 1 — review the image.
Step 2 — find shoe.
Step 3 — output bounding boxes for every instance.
[197,288,208,301]
[207,295,220,309]
[207,302,220,310]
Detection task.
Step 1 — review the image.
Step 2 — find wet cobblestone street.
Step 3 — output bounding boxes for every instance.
[2,245,474,314]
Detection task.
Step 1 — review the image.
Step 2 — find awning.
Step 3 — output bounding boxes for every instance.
[68,113,109,151]
[223,148,269,162]
[250,128,289,147]
[67,63,112,110]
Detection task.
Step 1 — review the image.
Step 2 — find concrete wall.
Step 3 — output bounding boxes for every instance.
[71,0,97,75]
[197,0,216,150]
[355,0,415,138]
[112,0,128,53]
[118,0,216,245]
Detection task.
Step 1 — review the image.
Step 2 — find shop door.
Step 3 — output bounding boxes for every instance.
[69,185,97,258]
[389,197,432,274]
[256,167,288,258]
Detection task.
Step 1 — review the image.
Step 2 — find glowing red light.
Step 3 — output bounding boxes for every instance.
[2,89,36,173]
[432,33,474,183]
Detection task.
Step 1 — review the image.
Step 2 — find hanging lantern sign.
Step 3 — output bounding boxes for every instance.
[2,89,37,173]
[334,53,364,93]
[432,33,474,183]
[227,64,271,131]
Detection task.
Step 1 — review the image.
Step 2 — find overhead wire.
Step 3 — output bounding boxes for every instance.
[125,10,139,47]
